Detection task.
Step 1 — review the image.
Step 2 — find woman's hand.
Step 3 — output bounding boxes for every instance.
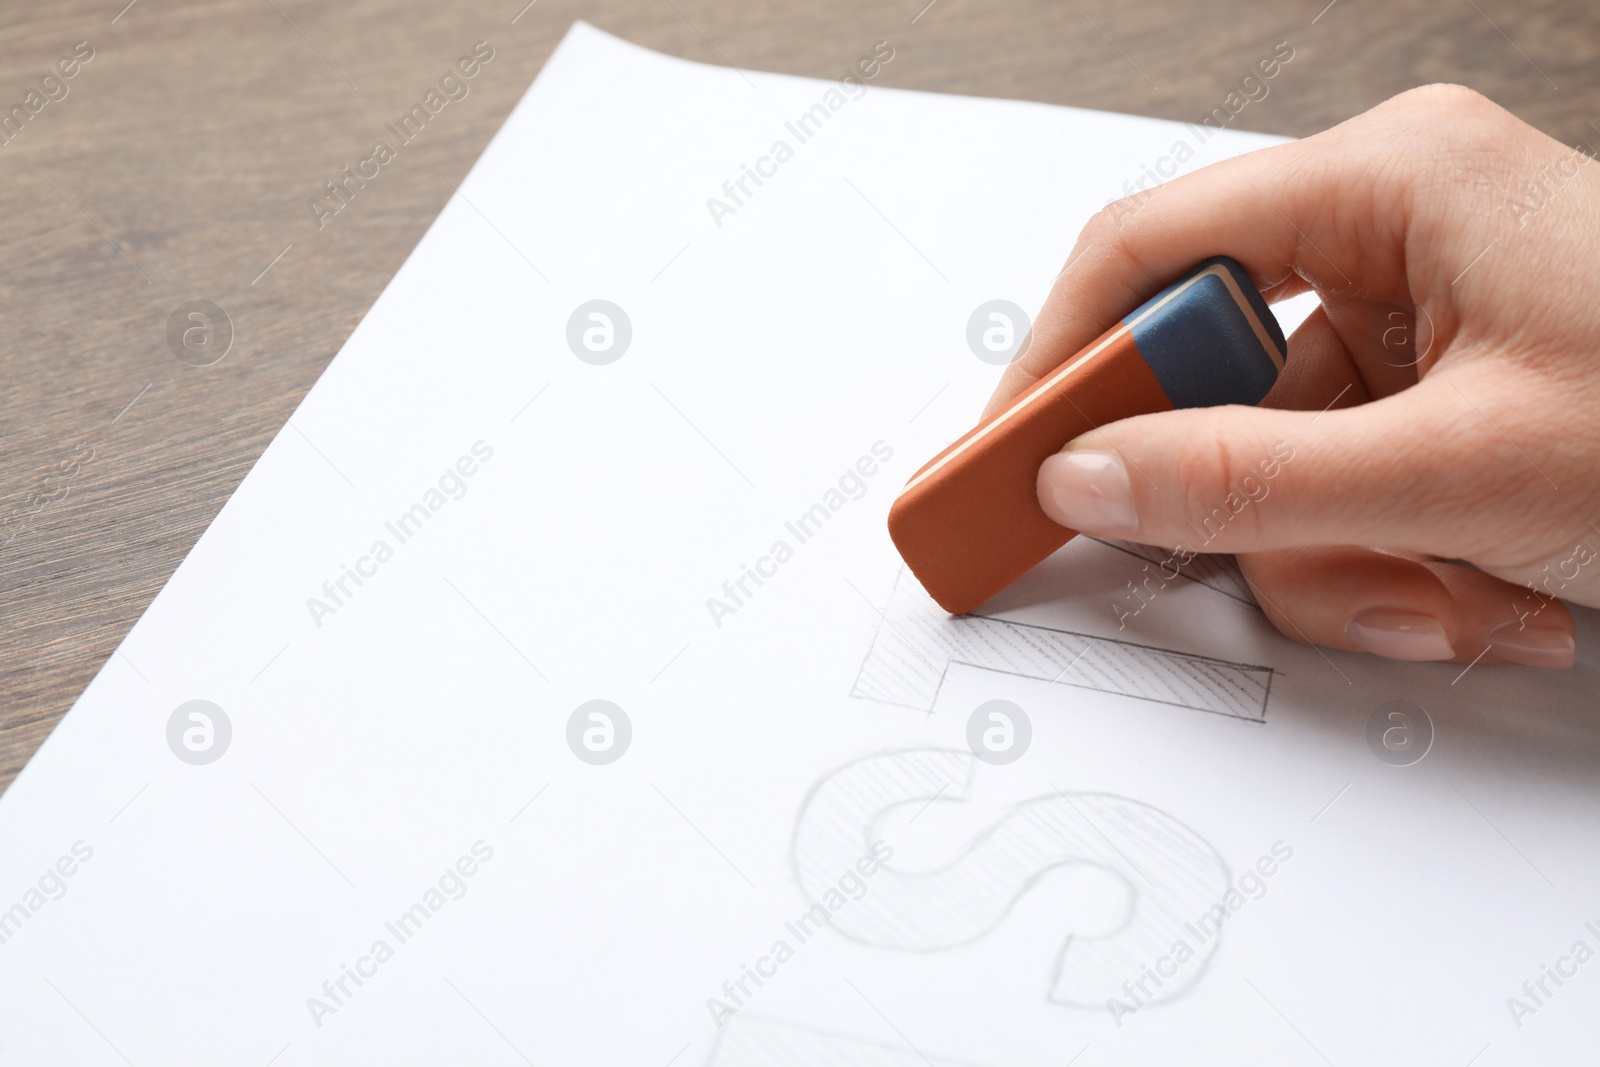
[987,85,1600,668]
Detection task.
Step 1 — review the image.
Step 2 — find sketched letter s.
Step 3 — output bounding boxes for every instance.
[792,749,1230,1009]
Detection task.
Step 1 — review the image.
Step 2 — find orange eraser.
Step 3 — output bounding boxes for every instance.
[888,257,1286,614]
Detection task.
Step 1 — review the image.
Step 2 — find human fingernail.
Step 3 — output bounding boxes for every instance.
[1345,608,1454,661]
[1485,622,1576,669]
[1037,450,1137,533]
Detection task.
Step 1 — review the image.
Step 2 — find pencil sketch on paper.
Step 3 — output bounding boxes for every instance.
[705,1014,988,1067]
[850,568,1273,721]
[1087,537,1254,606]
[790,749,1231,1010]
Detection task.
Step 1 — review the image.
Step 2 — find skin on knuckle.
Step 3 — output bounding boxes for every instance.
[1369,85,1521,176]
[1390,83,1499,121]
[1078,205,1125,254]
[1079,203,1154,276]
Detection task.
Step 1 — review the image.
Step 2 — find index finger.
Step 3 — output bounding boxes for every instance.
[981,96,1425,419]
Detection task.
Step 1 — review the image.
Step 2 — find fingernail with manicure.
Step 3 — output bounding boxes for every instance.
[1486,622,1576,669]
[1037,450,1138,533]
[1345,608,1454,661]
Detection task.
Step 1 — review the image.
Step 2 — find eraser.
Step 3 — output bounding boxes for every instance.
[888,257,1287,615]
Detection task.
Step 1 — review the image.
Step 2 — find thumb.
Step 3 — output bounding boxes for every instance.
[1034,371,1557,559]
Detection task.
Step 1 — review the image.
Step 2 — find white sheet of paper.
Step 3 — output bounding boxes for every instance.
[3,23,1597,1066]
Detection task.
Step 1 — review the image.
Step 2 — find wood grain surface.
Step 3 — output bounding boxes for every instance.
[1,0,1596,794]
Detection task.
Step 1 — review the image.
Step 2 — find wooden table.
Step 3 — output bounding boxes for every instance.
[1,0,1595,793]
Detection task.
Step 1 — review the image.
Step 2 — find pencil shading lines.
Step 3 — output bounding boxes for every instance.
[842,576,943,679]
[851,569,1273,722]
[705,1014,988,1067]
[1241,576,1348,686]
[790,749,1231,1009]
[1087,537,1255,606]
